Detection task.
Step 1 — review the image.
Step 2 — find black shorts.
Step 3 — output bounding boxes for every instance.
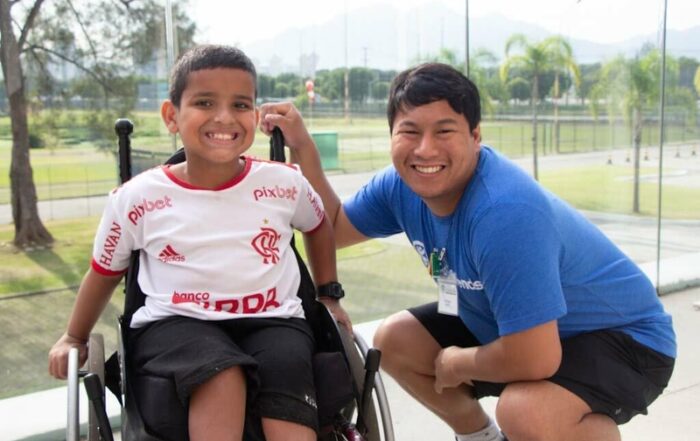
[409,302,675,425]
[130,315,318,431]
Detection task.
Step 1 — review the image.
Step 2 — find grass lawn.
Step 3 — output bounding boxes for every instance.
[541,165,700,219]
[0,217,433,397]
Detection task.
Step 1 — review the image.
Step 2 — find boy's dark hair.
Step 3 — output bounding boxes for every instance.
[387,63,481,132]
[169,44,257,107]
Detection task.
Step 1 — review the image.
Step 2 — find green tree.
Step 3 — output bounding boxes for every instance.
[467,48,504,116]
[348,67,374,103]
[694,65,700,96]
[500,34,580,180]
[547,38,581,152]
[678,57,699,99]
[315,68,344,101]
[595,50,662,213]
[576,63,602,106]
[0,0,195,248]
[258,74,275,98]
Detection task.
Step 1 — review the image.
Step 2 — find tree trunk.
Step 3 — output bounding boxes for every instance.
[531,75,540,181]
[632,107,642,214]
[0,0,53,248]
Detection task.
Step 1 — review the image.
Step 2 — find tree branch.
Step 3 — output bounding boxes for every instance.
[27,44,115,93]
[65,0,99,61]
[18,0,44,52]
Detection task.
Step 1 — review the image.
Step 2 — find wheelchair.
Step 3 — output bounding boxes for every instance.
[65,119,394,441]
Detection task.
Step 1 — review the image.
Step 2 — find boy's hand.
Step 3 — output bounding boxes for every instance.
[318,297,353,334]
[259,102,315,153]
[48,333,88,380]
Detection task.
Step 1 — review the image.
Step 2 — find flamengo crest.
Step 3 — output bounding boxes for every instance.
[252,226,281,264]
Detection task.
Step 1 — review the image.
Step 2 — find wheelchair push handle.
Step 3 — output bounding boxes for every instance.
[115,118,134,184]
[269,126,286,163]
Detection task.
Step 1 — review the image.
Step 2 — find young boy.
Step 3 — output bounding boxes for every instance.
[48,45,349,441]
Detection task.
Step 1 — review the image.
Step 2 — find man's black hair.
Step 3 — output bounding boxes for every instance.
[169,44,257,107]
[387,63,481,132]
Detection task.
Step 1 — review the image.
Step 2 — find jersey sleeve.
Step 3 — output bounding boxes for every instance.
[291,174,326,233]
[470,203,567,337]
[91,189,134,276]
[343,166,404,238]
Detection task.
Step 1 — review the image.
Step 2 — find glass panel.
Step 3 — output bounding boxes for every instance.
[1,0,698,438]
[658,1,700,293]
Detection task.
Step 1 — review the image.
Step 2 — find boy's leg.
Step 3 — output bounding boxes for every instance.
[496,330,674,441]
[261,419,315,441]
[189,366,247,441]
[234,318,318,441]
[373,307,490,434]
[130,316,258,440]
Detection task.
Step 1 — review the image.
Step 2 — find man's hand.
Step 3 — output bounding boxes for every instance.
[48,333,88,380]
[317,297,353,334]
[259,102,315,153]
[434,346,473,394]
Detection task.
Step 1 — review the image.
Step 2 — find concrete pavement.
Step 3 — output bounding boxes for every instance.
[3,285,699,440]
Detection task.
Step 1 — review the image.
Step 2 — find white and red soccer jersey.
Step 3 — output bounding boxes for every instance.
[91,157,325,328]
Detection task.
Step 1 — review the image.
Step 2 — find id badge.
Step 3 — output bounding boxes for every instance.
[437,275,459,316]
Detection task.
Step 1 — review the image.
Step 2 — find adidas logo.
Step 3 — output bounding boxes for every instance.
[158,245,185,263]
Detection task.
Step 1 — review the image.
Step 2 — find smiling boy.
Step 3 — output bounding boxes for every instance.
[49,45,349,441]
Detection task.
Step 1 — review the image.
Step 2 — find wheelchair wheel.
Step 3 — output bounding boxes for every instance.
[87,333,105,441]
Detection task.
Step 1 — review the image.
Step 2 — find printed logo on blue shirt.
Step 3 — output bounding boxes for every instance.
[412,240,430,267]
[456,278,484,290]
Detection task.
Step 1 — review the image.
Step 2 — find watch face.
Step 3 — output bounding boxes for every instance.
[318,282,344,299]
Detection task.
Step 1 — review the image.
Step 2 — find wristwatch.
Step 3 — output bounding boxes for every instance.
[316,282,345,300]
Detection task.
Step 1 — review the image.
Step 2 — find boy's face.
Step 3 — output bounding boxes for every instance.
[161,68,258,169]
[390,99,481,216]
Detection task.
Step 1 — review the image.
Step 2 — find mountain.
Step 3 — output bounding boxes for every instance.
[240,2,700,74]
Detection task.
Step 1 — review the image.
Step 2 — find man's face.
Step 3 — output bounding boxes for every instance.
[161,68,258,170]
[390,100,481,216]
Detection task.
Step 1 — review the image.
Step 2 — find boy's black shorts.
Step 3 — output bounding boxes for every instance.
[409,302,675,425]
[130,315,318,431]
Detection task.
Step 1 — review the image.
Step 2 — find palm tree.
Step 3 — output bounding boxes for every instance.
[548,40,581,153]
[500,34,580,180]
[595,50,661,213]
[419,47,501,117]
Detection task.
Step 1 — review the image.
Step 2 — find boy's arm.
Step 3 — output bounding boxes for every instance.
[303,216,351,331]
[259,102,368,249]
[48,268,123,379]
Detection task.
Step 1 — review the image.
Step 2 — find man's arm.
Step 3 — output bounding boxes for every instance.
[259,102,368,248]
[434,320,562,392]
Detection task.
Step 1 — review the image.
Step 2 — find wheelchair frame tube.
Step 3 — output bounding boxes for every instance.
[67,347,80,441]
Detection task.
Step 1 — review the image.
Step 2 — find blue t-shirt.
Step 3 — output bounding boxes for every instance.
[344,146,676,358]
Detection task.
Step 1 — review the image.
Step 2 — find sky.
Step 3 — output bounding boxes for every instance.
[191,0,700,47]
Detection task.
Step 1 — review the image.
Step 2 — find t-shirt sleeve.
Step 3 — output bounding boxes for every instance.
[291,175,326,233]
[471,203,567,336]
[343,166,404,238]
[91,190,134,276]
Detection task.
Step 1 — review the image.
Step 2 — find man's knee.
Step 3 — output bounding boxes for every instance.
[373,311,416,362]
[496,383,552,441]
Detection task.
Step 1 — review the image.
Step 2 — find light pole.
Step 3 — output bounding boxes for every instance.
[465,0,470,77]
